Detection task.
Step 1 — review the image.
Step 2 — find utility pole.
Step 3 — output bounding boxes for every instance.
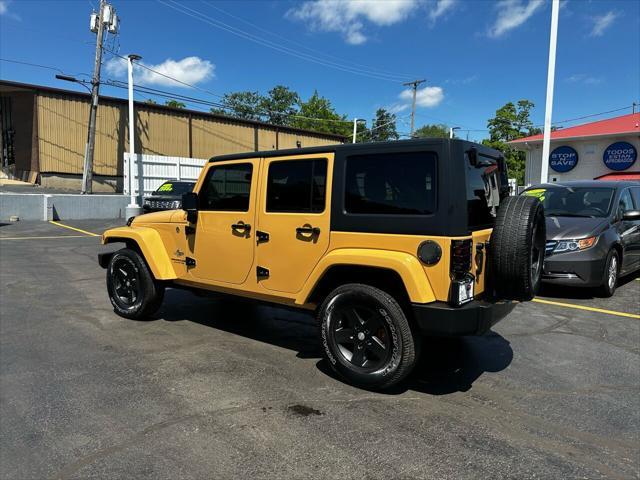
[633,102,637,114]
[402,79,425,137]
[352,118,358,143]
[83,0,118,194]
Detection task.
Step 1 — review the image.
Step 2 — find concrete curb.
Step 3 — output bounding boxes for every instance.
[0,194,135,221]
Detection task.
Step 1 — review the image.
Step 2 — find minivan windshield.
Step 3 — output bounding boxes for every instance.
[523,186,614,218]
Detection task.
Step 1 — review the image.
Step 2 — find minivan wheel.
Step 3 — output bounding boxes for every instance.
[107,248,165,319]
[597,250,618,298]
[318,284,418,390]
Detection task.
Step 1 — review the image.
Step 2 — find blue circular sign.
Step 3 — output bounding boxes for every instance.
[603,142,637,171]
[549,146,578,173]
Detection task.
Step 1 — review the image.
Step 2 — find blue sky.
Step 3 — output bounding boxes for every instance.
[1,0,638,141]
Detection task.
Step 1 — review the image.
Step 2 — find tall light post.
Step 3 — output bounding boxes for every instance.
[126,54,142,219]
[449,126,461,139]
[540,0,560,184]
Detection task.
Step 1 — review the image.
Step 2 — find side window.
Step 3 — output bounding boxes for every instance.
[618,189,634,217]
[345,152,437,215]
[199,163,253,211]
[266,159,327,213]
[630,187,640,209]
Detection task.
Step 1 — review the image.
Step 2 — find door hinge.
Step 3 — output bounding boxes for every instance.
[256,230,270,244]
[256,266,269,279]
[185,257,196,268]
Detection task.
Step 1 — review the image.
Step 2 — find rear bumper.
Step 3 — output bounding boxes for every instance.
[412,299,517,336]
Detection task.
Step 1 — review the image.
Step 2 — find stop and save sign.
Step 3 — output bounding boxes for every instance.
[549,146,578,173]
[603,142,637,171]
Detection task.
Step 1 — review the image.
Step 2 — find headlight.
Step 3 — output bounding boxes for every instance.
[171,200,181,209]
[554,236,597,253]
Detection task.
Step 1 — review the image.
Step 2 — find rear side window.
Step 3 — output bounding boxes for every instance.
[466,153,501,229]
[266,159,327,213]
[199,163,253,211]
[345,152,437,215]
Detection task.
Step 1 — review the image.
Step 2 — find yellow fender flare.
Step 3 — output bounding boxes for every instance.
[296,248,436,305]
[101,226,177,280]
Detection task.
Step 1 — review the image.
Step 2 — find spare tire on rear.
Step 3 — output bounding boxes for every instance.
[489,195,545,301]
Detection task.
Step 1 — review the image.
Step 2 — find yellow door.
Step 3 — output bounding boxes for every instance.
[256,153,333,294]
[188,159,259,284]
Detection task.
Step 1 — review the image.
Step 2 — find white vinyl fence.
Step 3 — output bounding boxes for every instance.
[124,153,208,196]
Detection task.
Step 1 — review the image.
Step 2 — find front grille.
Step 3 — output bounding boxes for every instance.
[450,239,472,276]
[545,240,557,257]
[145,200,178,210]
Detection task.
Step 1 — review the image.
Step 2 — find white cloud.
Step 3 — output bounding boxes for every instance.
[399,85,445,108]
[565,74,603,85]
[0,0,20,20]
[488,0,544,38]
[105,56,215,87]
[287,0,423,45]
[429,0,456,22]
[590,10,618,37]
[446,74,478,85]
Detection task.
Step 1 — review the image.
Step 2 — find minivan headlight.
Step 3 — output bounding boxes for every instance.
[554,236,597,253]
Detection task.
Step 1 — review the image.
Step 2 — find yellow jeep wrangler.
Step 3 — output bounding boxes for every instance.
[99,139,545,390]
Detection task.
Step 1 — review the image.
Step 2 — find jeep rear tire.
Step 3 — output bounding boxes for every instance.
[318,284,418,390]
[107,248,165,319]
[489,195,546,301]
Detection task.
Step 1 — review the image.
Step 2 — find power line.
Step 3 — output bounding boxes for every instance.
[534,104,638,128]
[200,0,416,81]
[0,58,66,74]
[157,0,412,83]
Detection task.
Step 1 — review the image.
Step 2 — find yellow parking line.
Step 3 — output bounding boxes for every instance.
[0,235,93,240]
[49,221,100,237]
[533,298,640,319]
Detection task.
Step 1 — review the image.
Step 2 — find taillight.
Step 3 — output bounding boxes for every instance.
[450,239,472,277]
[449,239,474,307]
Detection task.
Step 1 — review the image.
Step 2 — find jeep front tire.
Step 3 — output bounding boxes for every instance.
[106,248,165,319]
[318,284,418,390]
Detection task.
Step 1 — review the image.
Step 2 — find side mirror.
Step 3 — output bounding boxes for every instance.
[622,209,640,221]
[182,192,198,224]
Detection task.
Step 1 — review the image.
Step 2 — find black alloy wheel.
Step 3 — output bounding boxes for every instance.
[106,248,165,319]
[328,304,393,372]
[111,256,141,308]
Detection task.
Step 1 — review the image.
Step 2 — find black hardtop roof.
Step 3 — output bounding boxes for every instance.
[209,138,499,162]
[528,180,640,190]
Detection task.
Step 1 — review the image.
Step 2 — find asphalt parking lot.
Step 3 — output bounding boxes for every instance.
[1,220,638,479]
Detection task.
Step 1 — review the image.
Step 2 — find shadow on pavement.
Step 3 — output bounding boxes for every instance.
[159,288,513,395]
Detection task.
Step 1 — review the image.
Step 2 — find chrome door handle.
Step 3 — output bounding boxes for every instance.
[231,221,251,233]
[296,226,320,235]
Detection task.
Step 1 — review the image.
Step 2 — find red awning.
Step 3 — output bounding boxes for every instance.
[594,172,640,181]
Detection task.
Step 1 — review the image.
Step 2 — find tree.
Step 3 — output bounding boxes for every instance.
[414,123,449,138]
[165,99,186,109]
[292,90,351,137]
[260,85,300,126]
[145,98,157,105]
[211,91,263,121]
[369,108,399,142]
[482,100,540,184]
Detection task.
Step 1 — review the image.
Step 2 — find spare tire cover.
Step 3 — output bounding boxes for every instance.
[489,195,546,301]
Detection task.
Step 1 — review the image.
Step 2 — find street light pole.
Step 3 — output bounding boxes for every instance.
[449,126,461,139]
[540,0,560,184]
[126,54,143,219]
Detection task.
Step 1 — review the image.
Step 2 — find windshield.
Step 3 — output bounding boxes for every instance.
[523,186,614,218]
[152,181,195,196]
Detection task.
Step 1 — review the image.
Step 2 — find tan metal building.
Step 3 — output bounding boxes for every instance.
[0,80,344,191]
